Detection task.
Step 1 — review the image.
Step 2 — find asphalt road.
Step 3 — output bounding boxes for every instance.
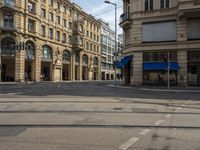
[0,81,200,150]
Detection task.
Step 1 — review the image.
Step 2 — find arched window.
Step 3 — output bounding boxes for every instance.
[1,37,15,56]
[63,50,70,62]
[93,57,98,66]
[42,45,52,60]
[25,41,35,60]
[82,54,88,66]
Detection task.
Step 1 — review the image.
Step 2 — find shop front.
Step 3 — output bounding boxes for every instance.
[143,52,179,86]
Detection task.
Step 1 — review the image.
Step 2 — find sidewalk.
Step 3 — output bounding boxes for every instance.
[107,84,200,93]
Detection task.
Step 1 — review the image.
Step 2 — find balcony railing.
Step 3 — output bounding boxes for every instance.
[120,13,131,24]
[0,23,16,31]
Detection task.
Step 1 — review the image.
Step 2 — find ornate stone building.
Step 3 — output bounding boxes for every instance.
[120,0,200,86]
[0,0,101,82]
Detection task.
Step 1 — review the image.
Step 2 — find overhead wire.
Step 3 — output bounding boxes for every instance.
[93,5,123,17]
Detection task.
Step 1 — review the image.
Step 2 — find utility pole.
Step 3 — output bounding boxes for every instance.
[0,47,1,82]
[167,52,170,89]
[104,0,117,86]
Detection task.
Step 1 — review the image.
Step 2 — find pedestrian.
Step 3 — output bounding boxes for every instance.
[24,72,29,83]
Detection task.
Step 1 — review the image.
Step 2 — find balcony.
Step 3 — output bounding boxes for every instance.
[0,0,16,12]
[73,43,84,51]
[0,23,16,32]
[72,37,84,51]
[73,19,84,36]
[119,13,132,29]
[178,0,200,17]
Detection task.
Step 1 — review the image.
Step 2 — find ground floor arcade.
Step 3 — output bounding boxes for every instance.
[0,36,101,82]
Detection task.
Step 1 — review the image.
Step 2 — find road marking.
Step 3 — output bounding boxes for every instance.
[139,128,151,135]
[165,114,172,118]
[154,120,165,125]
[119,137,139,150]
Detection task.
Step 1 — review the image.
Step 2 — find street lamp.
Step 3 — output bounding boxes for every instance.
[104,0,117,86]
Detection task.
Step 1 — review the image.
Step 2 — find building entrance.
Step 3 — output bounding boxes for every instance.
[1,37,15,82]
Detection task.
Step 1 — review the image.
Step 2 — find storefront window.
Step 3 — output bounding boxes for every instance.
[143,52,177,62]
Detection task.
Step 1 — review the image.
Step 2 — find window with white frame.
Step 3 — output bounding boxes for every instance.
[145,0,153,11]
[160,0,169,9]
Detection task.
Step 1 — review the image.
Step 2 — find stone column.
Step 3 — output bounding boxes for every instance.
[131,52,143,86]
[35,42,41,82]
[15,50,25,82]
[98,56,101,80]
[71,52,76,81]
[177,50,188,86]
[79,52,83,81]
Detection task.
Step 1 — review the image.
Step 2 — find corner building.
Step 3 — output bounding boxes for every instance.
[120,0,200,86]
[0,0,101,82]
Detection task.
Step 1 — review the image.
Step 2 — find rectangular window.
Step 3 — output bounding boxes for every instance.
[56,31,60,41]
[188,19,200,40]
[63,19,66,27]
[28,1,35,13]
[143,52,177,62]
[69,35,72,44]
[79,24,83,33]
[97,46,99,53]
[41,8,46,18]
[28,19,35,32]
[142,21,176,42]
[62,33,67,43]
[49,12,53,21]
[79,37,84,46]
[49,28,53,39]
[56,16,60,24]
[41,25,46,37]
[90,43,93,51]
[63,6,67,13]
[160,0,169,9]
[69,22,72,29]
[90,32,92,39]
[145,0,153,11]
[3,15,14,28]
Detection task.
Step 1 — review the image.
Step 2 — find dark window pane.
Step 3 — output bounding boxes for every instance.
[145,0,148,10]
[150,0,153,10]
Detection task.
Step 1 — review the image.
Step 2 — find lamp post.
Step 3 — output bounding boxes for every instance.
[104,0,117,86]
[167,51,170,89]
[0,48,1,82]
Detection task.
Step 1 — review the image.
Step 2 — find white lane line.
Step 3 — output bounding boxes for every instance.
[165,114,172,118]
[119,137,139,150]
[181,104,186,107]
[139,128,151,135]
[154,120,165,125]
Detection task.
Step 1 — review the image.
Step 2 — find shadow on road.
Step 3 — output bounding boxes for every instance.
[0,82,200,101]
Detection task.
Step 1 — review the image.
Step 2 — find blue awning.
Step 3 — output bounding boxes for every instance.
[143,62,180,71]
[116,55,133,68]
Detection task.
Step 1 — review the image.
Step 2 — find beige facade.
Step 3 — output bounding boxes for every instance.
[120,0,200,86]
[0,0,101,82]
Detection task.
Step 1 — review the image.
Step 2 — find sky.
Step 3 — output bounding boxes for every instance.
[71,0,123,34]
